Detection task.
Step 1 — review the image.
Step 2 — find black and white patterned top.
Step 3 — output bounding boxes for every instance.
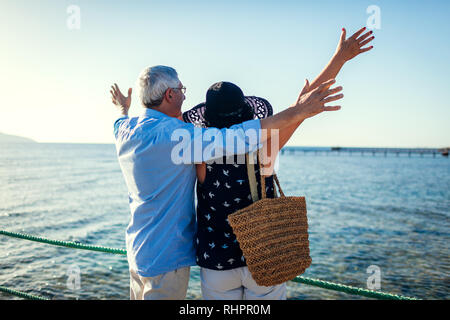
[195,155,275,271]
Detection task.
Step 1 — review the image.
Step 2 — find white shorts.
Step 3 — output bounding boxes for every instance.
[200,266,287,300]
[129,267,190,300]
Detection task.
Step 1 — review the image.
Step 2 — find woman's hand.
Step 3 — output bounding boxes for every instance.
[110,83,132,116]
[335,27,375,62]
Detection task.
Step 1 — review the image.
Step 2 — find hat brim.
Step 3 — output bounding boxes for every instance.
[183,96,273,128]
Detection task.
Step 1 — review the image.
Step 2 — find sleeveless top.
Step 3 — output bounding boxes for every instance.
[195,154,275,271]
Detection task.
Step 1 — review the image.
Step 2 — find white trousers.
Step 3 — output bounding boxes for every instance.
[129,267,190,300]
[200,266,287,300]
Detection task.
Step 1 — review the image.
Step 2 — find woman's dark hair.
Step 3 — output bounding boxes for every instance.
[203,82,254,129]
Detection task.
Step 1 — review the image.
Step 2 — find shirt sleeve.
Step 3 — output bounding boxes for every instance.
[114,116,129,138]
[169,119,262,164]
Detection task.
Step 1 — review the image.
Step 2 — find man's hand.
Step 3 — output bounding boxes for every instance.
[295,79,343,120]
[110,83,132,116]
[335,27,375,62]
[296,79,310,103]
[259,79,343,147]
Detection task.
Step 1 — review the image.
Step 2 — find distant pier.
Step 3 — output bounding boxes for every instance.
[280,147,450,158]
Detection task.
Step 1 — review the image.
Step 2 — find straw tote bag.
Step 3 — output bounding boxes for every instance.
[228,151,312,286]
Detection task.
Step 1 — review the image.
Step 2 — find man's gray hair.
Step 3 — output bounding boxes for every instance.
[137,65,180,108]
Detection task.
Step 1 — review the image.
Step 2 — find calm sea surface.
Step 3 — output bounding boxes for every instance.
[1,143,449,300]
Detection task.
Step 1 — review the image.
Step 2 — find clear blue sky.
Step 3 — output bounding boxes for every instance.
[1,0,449,147]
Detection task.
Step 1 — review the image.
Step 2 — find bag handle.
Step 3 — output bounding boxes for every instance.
[245,153,259,202]
[246,150,285,201]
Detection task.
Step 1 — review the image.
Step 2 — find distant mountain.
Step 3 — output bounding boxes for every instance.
[0,132,36,143]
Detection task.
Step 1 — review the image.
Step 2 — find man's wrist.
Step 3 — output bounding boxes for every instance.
[292,104,308,123]
[119,106,129,117]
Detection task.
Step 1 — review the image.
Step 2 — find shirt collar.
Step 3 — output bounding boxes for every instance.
[142,107,171,119]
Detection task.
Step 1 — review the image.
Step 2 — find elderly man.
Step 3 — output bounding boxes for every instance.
[112,68,340,300]
[111,26,372,300]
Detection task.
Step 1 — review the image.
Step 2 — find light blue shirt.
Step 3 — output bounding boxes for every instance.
[114,108,262,277]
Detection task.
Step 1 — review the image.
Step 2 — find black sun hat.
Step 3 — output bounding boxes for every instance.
[183,82,273,128]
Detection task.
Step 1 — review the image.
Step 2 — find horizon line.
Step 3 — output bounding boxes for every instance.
[2,141,448,150]
[1,132,448,150]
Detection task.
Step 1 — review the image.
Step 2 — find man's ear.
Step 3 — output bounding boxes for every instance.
[164,88,173,101]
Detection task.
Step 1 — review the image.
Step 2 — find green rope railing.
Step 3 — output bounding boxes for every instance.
[0,230,419,300]
[0,285,50,300]
[291,276,416,300]
[0,230,126,255]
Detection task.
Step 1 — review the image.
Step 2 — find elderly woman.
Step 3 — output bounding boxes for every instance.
[182,27,374,300]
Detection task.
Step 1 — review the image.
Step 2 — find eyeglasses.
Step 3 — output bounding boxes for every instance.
[170,86,186,94]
